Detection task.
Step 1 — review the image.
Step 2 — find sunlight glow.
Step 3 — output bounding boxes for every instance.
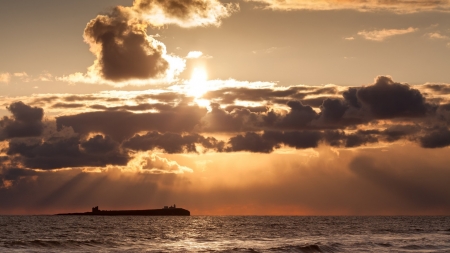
[188,68,208,98]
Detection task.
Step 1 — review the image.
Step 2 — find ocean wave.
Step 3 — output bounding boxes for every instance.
[268,243,339,252]
[2,239,108,249]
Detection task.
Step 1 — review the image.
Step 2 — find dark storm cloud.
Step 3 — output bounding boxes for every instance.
[57,104,207,141]
[123,131,225,153]
[357,76,431,119]
[0,102,44,140]
[7,135,128,170]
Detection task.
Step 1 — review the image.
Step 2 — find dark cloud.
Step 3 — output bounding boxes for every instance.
[81,135,121,154]
[7,135,128,170]
[226,130,322,153]
[0,168,38,181]
[382,125,420,142]
[200,103,264,132]
[343,88,360,108]
[420,128,450,148]
[123,131,224,153]
[318,98,349,123]
[84,7,170,82]
[57,104,207,141]
[263,130,322,149]
[323,130,378,148]
[344,131,379,148]
[0,102,44,140]
[226,132,278,153]
[357,76,430,119]
[277,101,317,129]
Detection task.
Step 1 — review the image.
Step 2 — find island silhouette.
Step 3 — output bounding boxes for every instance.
[56,205,190,216]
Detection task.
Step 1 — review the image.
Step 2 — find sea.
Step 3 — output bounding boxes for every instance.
[1,216,450,252]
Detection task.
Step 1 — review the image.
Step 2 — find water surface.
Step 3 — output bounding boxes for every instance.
[1,216,449,252]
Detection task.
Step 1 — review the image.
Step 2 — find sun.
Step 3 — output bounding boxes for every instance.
[187,67,208,97]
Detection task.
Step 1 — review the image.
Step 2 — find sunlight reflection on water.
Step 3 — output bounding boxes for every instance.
[1,216,450,252]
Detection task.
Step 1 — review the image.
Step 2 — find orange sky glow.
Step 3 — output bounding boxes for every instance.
[1,0,450,215]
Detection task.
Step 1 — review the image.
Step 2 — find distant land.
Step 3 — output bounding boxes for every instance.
[56,205,190,216]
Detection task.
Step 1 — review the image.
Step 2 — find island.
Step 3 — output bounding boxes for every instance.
[56,205,190,216]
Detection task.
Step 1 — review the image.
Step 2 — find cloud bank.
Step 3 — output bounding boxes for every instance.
[2,75,450,214]
[247,0,450,13]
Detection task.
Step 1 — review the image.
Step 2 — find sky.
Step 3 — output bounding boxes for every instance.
[1,0,450,215]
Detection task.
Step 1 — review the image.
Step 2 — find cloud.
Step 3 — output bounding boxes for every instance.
[426,32,449,39]
[0,73,11,83]
[7,135,129,170]
[246,0,450,13]
[133,0,238,27]
[186,51,203,59]
[225,131,322,153]
[0,74,448,176]
[358,27,418,41]
[420,127,450,148]
[83,7,179,82]
[51,103,85,109]
[357,76,430,118]
[138,153,193,174]
[123,131,224,153]
[67,0,237,85]
[0,102,44,140]
[56,104,207,141]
